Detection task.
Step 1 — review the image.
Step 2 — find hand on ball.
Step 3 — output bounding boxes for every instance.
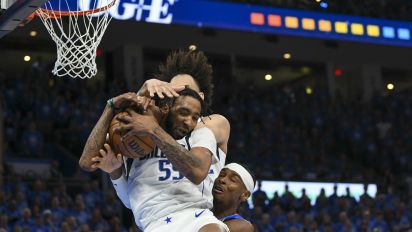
[115,109,160,137]
[91,143,123,174]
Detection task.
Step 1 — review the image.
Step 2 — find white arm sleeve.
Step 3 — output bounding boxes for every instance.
[110,175,131,209]
[190,127,218,164]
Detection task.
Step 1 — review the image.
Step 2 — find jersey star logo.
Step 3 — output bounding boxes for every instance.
[165,217,172,224]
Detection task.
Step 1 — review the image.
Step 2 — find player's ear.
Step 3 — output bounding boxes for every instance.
[239,191,251,202]
[160,105,170,114]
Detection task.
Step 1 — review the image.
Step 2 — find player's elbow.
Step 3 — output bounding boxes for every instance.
[189,177,204,185]
[78,157,94,172]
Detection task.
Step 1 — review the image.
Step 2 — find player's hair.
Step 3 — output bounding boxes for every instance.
[156,87,206,115]
[155,50,214,112]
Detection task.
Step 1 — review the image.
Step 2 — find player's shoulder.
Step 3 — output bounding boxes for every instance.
[203,114,230,126]
[200,114,230,136]
[191,126,215,139]
[225,218,254,232]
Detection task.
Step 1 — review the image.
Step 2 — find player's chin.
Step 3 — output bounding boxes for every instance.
[173,128,188,139]
[172,131,182,139]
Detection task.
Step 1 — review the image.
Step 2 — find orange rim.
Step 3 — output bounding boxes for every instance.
[35,0,116,17]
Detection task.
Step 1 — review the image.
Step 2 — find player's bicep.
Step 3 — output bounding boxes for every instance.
[203,115,230,145]
[190,147,213,176]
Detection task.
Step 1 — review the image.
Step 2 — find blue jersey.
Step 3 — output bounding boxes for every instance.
[220,214,245,222]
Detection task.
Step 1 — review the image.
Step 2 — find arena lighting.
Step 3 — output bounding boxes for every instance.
[96,48,103,57]
[23,55,31,62]
[54,0,412,47]
[301,66,311,74]
[29,31,37,37]
[189,44,197,51]
[320,2,328,8]
[335,68,343,76]
[265,74,272,80]
[306,87,313,94]
[248,181,377,206]
[283,53,291,59]
[387,83,395,90]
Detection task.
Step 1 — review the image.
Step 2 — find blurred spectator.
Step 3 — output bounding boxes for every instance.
[21,122,44,157]
[0,214,10,231]
[368,210,389,232]
[252,181,268,209]
[29,180,50,206]
[257,213,275,232]
[49,161,63,181]
[315,188,328,213]
[281,185,296,211]
[6,200,20,222]
[70,196,90,225]
[284,211,303,231]
[14,208,34,230]
[42,209,58,231]
[90,208,110,231]
[49,196,65,222]
[296,189,311,212]
[31,214,52,232]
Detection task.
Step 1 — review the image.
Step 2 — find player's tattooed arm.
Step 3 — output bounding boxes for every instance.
[151,126,212,185]
[80,92,145,171]
[79,105,113,172]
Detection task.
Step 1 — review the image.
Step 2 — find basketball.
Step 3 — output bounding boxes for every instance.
[108,107,164,159]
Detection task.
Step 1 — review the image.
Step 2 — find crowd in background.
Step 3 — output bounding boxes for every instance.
[218,84,412,197]
[1,169,412,231]
[0,165,131,232]
[228,0,412,21]
[1,60,412,231]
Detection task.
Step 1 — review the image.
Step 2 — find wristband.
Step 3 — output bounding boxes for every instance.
[107,98,117,112]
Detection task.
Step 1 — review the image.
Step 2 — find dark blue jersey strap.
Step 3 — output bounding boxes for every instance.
[220,214,244,222]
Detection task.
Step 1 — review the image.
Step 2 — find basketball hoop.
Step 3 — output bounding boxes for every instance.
[35,0,116,79]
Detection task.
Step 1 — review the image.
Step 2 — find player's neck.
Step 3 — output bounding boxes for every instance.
[212,201,237,219]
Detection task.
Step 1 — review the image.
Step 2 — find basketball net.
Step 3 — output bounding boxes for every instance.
[36,0,115,79]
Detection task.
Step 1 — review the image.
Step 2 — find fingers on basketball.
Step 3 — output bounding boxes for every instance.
[108,111,156,159]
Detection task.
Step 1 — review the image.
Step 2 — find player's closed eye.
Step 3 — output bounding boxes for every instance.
[178,108,190,116]
[229,176,238,183]
[230,174,242,183]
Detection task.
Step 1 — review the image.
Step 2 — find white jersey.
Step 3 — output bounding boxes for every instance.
[204,147,226,206]
[196,117,227,187]
[112,127,218,230]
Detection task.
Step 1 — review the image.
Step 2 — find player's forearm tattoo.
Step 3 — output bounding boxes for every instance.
[80,106,113,171]
[151,126,202,181]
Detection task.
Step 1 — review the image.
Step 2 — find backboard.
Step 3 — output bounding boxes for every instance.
[0,0,48,38]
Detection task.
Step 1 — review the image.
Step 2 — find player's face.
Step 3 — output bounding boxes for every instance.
[166,96,201,139]
[170,74,205,100]
[212,168,248,204]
